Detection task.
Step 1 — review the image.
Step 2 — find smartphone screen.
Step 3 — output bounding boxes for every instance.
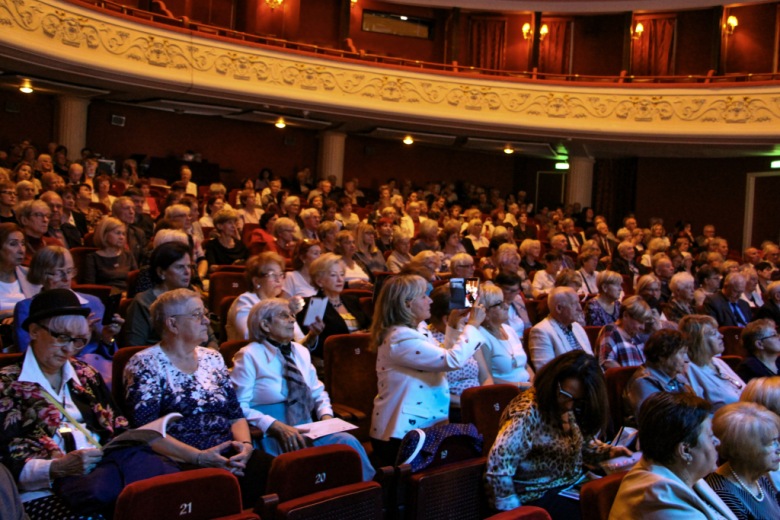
[464,278,480,308]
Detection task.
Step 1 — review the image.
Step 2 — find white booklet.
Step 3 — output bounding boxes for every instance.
[103,413,183,451]
[294,418,358,440]
[303,297,328,327]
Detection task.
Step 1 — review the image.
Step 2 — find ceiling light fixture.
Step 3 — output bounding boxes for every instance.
[403,136,414,145]
[265,0,282,9]
[19,85,33,94]
[275,118,286,128]
[504,146,514,154]
[555,162,570,170]
[400,15,408,20]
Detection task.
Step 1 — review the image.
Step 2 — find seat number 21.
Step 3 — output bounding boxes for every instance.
[180,502,192,515]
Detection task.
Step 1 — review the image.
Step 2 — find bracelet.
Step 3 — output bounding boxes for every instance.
[241,441,253,446]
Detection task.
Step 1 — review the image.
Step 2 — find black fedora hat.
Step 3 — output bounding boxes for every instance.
[22,289,91,332]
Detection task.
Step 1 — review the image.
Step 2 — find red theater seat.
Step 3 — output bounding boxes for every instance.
[111,345,150,411]
[605,366,639,435]
[486,507,552,519]
[580,471,628,520]
[461,384,521,456]
[114,468,256,520]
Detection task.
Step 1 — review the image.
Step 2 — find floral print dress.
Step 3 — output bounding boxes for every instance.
[123,346,243,450]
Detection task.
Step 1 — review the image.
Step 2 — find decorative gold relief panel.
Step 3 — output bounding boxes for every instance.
[3,0,780,137]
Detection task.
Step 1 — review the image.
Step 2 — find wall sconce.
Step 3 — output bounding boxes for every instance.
[265,0,282,9]
[522,23,531,39]
[350,0,357,7]
[539,24,548,41]
[631,22,644,39]
[725,15,738,35]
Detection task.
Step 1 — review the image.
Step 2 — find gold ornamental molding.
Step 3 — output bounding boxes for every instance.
[3,0,780,139]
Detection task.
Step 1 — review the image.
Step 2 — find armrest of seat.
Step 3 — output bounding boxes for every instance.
[331,403,367,422]
[253,493,278,518]
[249,426,264,439]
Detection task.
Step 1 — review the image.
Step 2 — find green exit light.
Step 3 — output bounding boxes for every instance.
[772,160,780,169]
[555,162,570,170]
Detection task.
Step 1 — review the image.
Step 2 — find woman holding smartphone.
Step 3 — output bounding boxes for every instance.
[369,274,486,466]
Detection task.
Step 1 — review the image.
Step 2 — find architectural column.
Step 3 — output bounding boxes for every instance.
[56,96,90,162]
[318,131,347,187]
[565,156,595,207]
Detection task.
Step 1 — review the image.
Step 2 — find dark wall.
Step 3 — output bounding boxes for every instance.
[297,0,341,47]
[85,101,319,187]
[348,0,448,63]
[571,14,625,76]
[0,90,55,154]
[343,136,516,194]
[724,2,778,74]
[675,8,715,76]
[635,156,777,249]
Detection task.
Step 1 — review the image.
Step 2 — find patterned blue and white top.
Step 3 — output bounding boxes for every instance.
[123,346,244,450]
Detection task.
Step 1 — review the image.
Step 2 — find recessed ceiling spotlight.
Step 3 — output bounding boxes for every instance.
[275,118,286,128]
[403,136,414,145]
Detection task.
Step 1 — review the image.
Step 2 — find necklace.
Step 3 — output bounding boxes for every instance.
[729,466,764,502]
[328,297,343,307]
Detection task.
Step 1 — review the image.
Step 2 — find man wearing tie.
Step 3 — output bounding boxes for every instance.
[701,272,752,327]
[562,219,583,253]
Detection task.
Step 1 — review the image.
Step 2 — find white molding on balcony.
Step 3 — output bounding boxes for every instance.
[2,0,780,143]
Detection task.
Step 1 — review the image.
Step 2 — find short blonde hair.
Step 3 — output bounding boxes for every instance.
[153,229,188,249]
[669,272,694,293]
[245,252,285,286]
[309,253,345,288]
[450,253,472,270]
[742,377,780,416]
[247,298,290,344]
[596,270,622,291]
[164,204,190,219]
[636,274,660,295]
[479,283,503,308]
[150,288,199,335]
[213,208,238,226]
[518,239,540,257]
[647,238,669,255]
[713,402,780,468]
[93,217,125,249]
[496,243,519,267]
[355,222,378,255]
[209,183,227,195]
[283,196,300,211]
[369,274,427,351]
[28,246,69,285]
[620,295,653,323]
[418,219,439,241]
[555,269,582,289]
[468,219,483,234]
[317,221,339,239]
[273,217,296,238]
[678,315,719,366]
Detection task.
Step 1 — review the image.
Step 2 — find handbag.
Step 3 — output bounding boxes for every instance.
[395,423,482,473]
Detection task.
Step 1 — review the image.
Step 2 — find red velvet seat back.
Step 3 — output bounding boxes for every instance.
[208,272,249,315]
[604,366,639,435]
[323,334,376,413]
[719,355,742,372]
[720,326,748,357]
[275,482,382,520]
[219,340,250,369]
[580,471,628,520]
[485,507,552,520]
[114,468,243,520]
[0,353,23,369]
[111,345,150,412]
[407,457,489,520]
[461,385,521,456]
[219,295,239,343]
[584,326,603,355]
[69,247,98,284]
[266,445,363,502]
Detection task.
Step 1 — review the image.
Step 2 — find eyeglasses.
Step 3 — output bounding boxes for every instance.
[0,191,16,196]
[170,309,209,321]
[454,264,475,269]
[272,312,295,322]
[488,302,510,311]
[45,268,78,279]
[37,324,89,350]
[31,212,52,220]
[558,382,587,410]
[758,333,779,342]
[259,272,286,281]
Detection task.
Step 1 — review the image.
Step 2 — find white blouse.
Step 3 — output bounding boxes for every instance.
[0,279,25,311]
[230,340,332,432]
[344,262,370,283]
[686,358,745,413]
[282,270,317,299]
[479,324,530,384]
[226,291,305,342]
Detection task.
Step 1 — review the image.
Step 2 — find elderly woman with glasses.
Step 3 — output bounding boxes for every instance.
[449,252,476,279]
[0,290,186,520]
[736,320,780,383]
[17,200,63,266]
[609,393,734,520]
[463,218,489,257]
[333,230,373,290]
[204,208,248,273]
[387,229,413,273]
[519,239,545,275]
[230,298,374,480]
[486,351,631,518]
[663,272,696,323]
[679,315,744,412]
[125,242,217,350]
[705,402,780,519]
[14,246,122,382]
[439,222,466,272]
[584,270,623,327]
[226,252,322,346]
[267,216,298,260]
[475,285,533,389]
[354,222,387,274]
[296,253,370,360]
[124,289,274,509]
[83,217,138,292]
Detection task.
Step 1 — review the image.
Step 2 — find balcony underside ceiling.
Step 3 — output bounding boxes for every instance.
[382,0,776,14]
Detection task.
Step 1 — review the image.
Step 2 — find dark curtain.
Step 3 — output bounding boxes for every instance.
[593,158,638,230]
[539,20,571,74]
[632,17,676,76]
[470,18,506,70]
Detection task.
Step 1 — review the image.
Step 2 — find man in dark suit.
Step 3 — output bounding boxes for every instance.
[595,222,617,262]
[701,272,752,327]
[609,242,648,278]
[41,191,82,249]
[756,282,780,328]
[562,218,583,253]
[126,187,155,242]
[653,255,674,304]
[112,197,147,264]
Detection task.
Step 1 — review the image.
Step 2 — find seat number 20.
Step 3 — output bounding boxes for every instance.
[315,473,326,484]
